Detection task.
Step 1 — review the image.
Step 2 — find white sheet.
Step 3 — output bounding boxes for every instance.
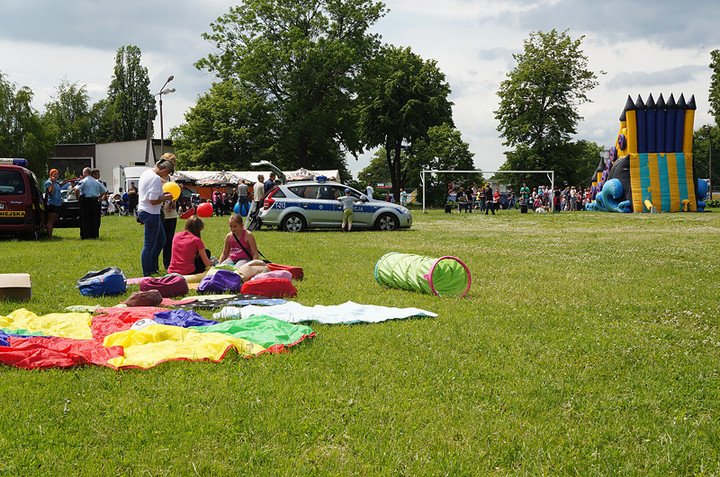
[219,301,438,324]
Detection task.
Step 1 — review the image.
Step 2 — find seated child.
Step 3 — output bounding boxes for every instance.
[218,214,258,266]
[168,215,215,275]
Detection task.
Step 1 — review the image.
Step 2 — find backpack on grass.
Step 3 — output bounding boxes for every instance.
[77,267,126,297]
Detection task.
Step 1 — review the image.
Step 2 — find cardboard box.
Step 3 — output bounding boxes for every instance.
[0,273,32,301]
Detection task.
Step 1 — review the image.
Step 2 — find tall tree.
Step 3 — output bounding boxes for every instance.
[413,123,476,181]
[99,45,152,142]
[88,99,116,143]
[0,71,53,174]
[357,45,453,201]
[196,0,386,171]
[42,79,92,144]
[494,29,598,184]
[693,126,717,188]
[171,81,277,170]
[709,49,720,127]
[412,123,478,206]
[357,148,395,187]
[497,140,601,190]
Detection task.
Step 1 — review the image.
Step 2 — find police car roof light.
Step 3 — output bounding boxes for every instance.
[0,158,28,167]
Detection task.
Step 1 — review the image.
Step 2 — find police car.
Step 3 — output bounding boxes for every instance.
[259,180,412,232]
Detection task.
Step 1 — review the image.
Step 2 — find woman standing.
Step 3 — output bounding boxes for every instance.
[44,169,63,238]
[137,159,174,276]
[159,152,178,272]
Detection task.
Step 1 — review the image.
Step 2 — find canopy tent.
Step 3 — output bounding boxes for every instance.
[196,171,242,186]
[171,171,196,184]
[175,169,340,186]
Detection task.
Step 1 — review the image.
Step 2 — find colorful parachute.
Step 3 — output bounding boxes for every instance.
[0,307,315,370]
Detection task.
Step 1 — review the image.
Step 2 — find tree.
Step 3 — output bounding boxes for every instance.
[96,45,152,142]
[709,50,720,126]
[88,99,117,143]
[357,45,453,201]
[497,139,601,191]
[412,123,478,206]
[196,0,386,171]
[42,79,92,144]
[357,148,394,186]
[0,71,53,174]
[693,125,717,188]
[171,81,278,170]
[494,29,598,184]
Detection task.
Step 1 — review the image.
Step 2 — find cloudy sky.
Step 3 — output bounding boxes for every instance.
[1,0,718,177]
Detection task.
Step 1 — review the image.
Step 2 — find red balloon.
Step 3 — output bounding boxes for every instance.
[197,202,213,217]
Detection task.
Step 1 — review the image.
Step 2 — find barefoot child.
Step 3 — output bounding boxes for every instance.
[218,214,258,265]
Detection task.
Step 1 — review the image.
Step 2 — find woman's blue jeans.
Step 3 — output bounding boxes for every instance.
[138,211,166,276]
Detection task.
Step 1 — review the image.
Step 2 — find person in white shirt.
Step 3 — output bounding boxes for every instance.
[248,174,265,217]
[137,159,175,276]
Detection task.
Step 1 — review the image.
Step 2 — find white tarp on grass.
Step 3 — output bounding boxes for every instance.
[214,301,437,324]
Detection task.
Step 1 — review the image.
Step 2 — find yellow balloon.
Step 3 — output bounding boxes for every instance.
[163,181,181,201]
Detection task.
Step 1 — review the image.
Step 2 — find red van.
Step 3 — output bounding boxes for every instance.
[0,159,45,240]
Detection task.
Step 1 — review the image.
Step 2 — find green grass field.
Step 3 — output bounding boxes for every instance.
[1,210,719,475]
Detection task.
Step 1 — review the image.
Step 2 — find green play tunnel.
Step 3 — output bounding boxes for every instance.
[374,252,471,297]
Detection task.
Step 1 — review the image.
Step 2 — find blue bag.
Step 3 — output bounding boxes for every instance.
[77,267,126,297]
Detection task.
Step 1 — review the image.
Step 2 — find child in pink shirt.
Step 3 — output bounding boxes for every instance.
[219,214,258,265]
[168,216,215,275]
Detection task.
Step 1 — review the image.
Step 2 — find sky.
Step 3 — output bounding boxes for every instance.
[1,0,718,178]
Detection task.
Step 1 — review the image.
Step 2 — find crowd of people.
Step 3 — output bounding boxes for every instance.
[211,187,237,216]
[448,181,594,214]
[450,183,502,215]
[520,183,592,212]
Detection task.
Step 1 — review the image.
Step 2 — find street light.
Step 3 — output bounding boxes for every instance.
[706,126,713,201]
[156,75,175,156]
[144,101,156,163]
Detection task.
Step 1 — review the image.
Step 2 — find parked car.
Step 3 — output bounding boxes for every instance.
[259,180,413,232]
[0,160,45,240]
[54,178,82,228]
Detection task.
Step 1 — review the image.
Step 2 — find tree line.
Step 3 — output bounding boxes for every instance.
[2,0,718,204]
[0,45,152,174]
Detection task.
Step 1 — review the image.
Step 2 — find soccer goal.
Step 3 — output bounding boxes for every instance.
[420,169,555,213]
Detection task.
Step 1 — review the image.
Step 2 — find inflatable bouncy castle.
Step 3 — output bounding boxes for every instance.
[587,93,708,212]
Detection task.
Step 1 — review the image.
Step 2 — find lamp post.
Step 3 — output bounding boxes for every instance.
[156,75,175,156]
[144,101,156,163]
[709,127,713,200]
[705,125,713,201]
